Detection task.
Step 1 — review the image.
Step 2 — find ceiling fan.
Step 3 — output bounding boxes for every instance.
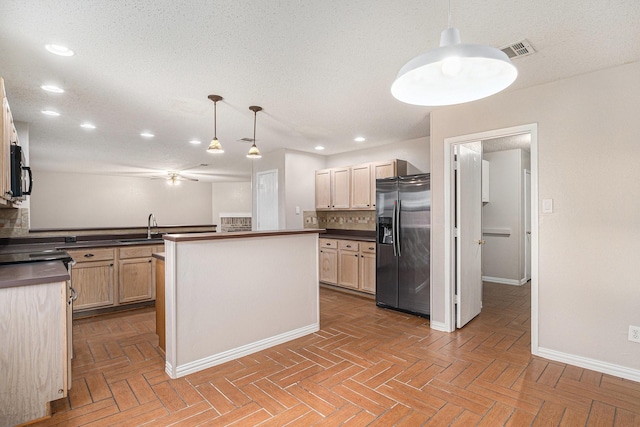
[151,171,199,185]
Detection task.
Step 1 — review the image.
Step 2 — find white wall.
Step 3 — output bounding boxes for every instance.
[482,149,527,284]
[326,137,430,174]
[430,61,640,374]
[211,181,251,225]
[284,150,325,229]
[30,172,213,228]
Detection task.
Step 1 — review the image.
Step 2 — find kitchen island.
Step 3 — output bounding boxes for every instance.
[162,229,322,379]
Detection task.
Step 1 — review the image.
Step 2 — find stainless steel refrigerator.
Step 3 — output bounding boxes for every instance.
[376,174,430,317]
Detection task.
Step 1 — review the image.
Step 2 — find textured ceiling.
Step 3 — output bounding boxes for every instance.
[1,0,639,181]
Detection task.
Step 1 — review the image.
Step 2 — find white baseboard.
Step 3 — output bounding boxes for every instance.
[538,347,640,383]
[430,320,451,332]
[482,276,524,286]
[167,323,319,379]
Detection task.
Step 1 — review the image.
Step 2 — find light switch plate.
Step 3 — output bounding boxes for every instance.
[542,199,553,213]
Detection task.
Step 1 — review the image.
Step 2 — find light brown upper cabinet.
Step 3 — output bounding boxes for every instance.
[1,77,17,205]
[351,163,372,209]
[370,160,407,209]
[316,160,407,211]
[316,167,352,210]
[331,167,351,209]
[315,169,331,209]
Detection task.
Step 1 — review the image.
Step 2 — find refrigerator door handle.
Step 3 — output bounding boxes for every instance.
[392,200,398,256]
[396,200,402,256]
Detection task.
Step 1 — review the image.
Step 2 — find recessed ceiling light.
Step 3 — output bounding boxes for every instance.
[41,84,64,93]
[45,44,75,57]
[315,146,325,151]
[41,110,60,116]
[354,137,365,142]
[80,123,96,129]
[189,139,201,145]
[140,132,154,138]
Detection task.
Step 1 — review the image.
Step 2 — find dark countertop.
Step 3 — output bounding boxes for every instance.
[321,229,376,242]
[0,237,166,255]
[0,261,70,290]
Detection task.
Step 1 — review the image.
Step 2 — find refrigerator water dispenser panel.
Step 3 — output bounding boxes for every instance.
[378,217,393,244]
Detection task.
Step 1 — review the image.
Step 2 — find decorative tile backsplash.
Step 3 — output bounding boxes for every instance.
[304,210,375,231]
[0,208,29,237]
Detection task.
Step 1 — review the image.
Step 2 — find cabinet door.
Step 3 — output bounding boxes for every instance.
[119,257,154,303]
[72,260,115,311]
[370,160,396,209]
[319,248,338,284]
[1,96,12,202]
[315,169,332,210]
[331,167,351,209]
[351,164,372,209]
[359,252,376,294]
[338,249,359,289]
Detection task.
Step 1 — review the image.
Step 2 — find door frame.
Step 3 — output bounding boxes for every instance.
[443,123,539,355]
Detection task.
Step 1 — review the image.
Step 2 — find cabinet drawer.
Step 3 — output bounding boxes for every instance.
[360,243,376,254]
[338,240,359,251]
[119,245,154,259]
[319,238,337,249]
[67,248,115,263]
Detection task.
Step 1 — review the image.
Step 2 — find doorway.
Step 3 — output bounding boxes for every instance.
[256,169,278,230]
[443,123,539,354]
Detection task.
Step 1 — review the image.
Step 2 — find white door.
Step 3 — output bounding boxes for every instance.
[524,169,532,282]
[256,169,278,230]
[455,142,483,328]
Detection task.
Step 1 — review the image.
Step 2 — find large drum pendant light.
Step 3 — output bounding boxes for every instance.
[391,1,517,106]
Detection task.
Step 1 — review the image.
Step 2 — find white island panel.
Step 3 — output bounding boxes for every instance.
[164,231,320,378]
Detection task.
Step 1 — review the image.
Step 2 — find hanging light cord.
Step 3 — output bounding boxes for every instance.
[252,110,257,144]
[213,101,217,139]
[447,0,452,29]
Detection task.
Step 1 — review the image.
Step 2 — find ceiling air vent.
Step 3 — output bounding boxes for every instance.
[500,39,535,59]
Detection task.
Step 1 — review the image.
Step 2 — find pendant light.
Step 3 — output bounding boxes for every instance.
[391,0,517,106]
[246,106,262,159]
[207,95,224,154]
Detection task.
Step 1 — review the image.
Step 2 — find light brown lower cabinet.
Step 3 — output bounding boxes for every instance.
[66,248,116,311]
[338,241,359,289]
[0,280,68,426]
[319,238,338,284]
[359,243,377,294]
[155,257,165,354]
[68,244,163,313]
[319,238,376,295]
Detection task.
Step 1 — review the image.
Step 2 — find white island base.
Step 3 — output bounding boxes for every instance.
[163,229,321,379]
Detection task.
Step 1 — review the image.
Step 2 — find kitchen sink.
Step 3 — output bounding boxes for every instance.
[117,238,164,244]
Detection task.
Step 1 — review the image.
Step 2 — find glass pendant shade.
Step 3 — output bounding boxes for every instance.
[207,138,224,153]
[246,143,261,159]
[207,95,224,153]
[391,27,517,106]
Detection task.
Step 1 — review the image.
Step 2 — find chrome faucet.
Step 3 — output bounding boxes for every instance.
[147,213,158,239]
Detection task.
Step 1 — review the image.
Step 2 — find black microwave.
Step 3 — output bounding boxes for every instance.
[10,144,32,198]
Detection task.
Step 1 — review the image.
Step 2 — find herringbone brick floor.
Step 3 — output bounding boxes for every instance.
[34,283,640,426]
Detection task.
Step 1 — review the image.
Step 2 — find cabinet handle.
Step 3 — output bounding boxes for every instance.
[148,260,152,263]
[354,254,358,257]
[109,263,114,267]
[84,253,94,258]
[346,245,351,248]
[69,286,78,302]
[369,247,374,250]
